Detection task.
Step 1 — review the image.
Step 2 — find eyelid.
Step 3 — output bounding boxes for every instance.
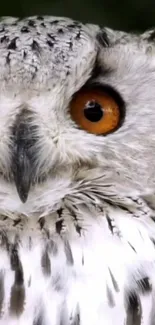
[87,83,125,109]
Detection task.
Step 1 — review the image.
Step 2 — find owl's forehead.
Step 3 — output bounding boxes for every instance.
[0,15,154,99]
[0,16,98,94]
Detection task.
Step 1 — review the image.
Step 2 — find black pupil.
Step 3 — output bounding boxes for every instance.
[84,101,103,122]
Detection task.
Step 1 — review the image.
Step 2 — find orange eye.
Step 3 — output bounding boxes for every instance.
[70,86,123,135]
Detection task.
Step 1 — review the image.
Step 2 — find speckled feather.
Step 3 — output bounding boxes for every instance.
[0,15,154,325]
[0,16,98,90]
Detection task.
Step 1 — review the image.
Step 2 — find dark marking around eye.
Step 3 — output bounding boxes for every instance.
[91,63,112,82]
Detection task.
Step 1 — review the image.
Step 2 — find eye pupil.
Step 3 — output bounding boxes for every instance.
[84,101,103,122]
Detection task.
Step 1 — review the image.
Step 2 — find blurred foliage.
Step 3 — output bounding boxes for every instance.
[0,0,155,31]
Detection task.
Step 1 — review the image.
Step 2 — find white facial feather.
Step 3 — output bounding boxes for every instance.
[0,15,154,325]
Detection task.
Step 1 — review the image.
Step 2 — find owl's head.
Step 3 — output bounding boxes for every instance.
[0,16,154,218]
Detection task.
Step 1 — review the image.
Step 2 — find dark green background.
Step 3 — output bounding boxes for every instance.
[1,0,155,32]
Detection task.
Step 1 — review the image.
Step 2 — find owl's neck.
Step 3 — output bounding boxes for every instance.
[0,192,154,324]
[0,189,154,240]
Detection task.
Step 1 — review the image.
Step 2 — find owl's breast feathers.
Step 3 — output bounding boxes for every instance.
[0,192,154,324]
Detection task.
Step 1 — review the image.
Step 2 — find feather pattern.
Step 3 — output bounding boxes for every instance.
[0,179,154,324]
[0,14,154,325]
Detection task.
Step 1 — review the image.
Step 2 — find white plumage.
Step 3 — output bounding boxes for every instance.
[0,15,154,324]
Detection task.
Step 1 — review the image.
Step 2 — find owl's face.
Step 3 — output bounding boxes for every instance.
[0,16,155,218]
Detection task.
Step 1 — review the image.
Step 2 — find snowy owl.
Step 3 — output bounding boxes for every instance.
[0,14,155,325]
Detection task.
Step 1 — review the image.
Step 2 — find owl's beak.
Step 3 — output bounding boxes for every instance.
[12,144,32,203]
[11,113,34,203]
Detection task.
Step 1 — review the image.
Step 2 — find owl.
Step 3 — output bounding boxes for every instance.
[0,14,155,325]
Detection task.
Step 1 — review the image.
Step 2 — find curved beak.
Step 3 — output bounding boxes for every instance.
[12,145,32,203]
[12,113,36,203]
